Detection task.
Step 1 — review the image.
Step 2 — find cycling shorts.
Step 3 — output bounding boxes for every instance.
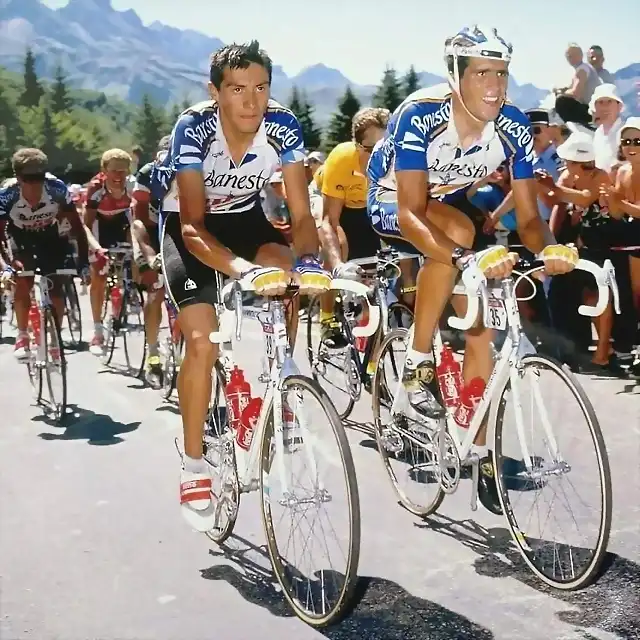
[161,200,289,309]
[9,226,75,275]
[93,210,132,249]
[340,206,382,261]
[367,186,494,254]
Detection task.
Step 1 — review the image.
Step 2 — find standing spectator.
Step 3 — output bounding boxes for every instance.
[588,45,615,84]
[304,151,325,183]
[130,145,143,174]
[554,44,601,129]
[590,84,624,173]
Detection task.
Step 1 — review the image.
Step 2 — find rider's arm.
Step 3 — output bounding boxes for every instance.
[59,200,90,267]
[81,191,102,251]
[278,112,319,259]
[132,191,152,228]
[489,190,515,223]
[319,195,344,269]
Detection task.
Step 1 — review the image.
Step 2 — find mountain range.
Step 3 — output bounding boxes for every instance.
[0,0,638,125]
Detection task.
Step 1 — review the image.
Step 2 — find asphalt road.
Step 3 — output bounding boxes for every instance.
[0,294,639,640]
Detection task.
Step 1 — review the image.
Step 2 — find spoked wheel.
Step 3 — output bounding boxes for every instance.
[387,302,414,330]
[371,328,445,517]
[203,361,240,544]
[306,295,357,420]
[63,279,82,348]
[161,334,183,400]
[40,308,68,424]
[260,374,360,627]
[493,354,612,590]
[26,322,43,402]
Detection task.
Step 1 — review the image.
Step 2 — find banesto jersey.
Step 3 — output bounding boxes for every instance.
[156,99,306,214]
[367,84,535,201]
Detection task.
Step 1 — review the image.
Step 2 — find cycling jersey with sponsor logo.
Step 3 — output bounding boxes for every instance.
[154,99,306,215]
[367,83,535,202]
[132,161,160,225]
[0,173,72,233]
[85,172,134,218]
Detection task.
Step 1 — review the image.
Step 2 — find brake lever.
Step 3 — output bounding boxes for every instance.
[234,285,243,341]
[603,259,621,314]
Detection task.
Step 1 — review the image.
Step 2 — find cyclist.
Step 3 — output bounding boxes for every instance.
[317,107,390,348]
[83,149,135,355]
[367,25,579,514]
[0,148,90,358]
[131,135,171,386]
[154,41,330,531]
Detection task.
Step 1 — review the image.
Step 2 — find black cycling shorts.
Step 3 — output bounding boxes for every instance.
[10,226,75,274]
[339,206,382,261]
[161,201,289,309]
[94,210,132,249]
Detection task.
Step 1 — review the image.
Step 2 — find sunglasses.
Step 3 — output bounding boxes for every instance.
[358,142,376,153]
[621,138,640,147]
[18,173,46,183]
[532,126,546,135]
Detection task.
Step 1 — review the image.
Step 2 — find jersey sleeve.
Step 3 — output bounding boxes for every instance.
[501,109,535,181]
[84,178,102,210]
[171,112,209,172]
[48,177,74,211]
[320,148,346,200]
[392,102,430,173]
[510,131,535,180]
[278,112,306,165]
[0,185,16,218]
[133,164,152,202]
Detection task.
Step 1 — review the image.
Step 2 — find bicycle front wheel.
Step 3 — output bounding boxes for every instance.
[493,354,612,590]
[63,279,82,347]
[260,374,360,627]
[42,308,67,424]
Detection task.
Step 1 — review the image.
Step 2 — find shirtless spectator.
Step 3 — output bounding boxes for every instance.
[590,84,624,173]
[588,45,615,84]
[554,43,601,130]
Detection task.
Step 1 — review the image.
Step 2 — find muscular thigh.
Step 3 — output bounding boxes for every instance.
[424,199,476,249]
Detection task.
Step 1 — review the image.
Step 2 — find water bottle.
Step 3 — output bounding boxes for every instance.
[454,377,486,428]
[354,310,368,353]
[110,285,122,319]
[28,300,41,344]
[225,365,251,432]
[436,343,463,409]
[237,397,262,451]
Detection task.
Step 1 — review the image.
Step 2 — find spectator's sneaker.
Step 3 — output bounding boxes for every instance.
[478,456,503,515]
[89,333,104,356]
[13,335,30,360]
[320,319,348,350]
[402,361,445,418]
[145,354,163,388]
[629,358,640,380]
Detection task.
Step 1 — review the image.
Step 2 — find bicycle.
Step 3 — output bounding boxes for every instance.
[100,242,146,376]
[186,275,379,627]
[19,266,78,424]
[159,291,183,400]
[62,277,82,347]
[306,246,420,420]
[371,258,620,590]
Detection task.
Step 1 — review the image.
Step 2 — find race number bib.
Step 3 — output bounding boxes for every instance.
[486,296,507,331]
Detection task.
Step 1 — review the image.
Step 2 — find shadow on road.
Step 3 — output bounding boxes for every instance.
[34,403,140,445]
[156,402,180,415]
[201,534,494,639]
[416,514,639,639]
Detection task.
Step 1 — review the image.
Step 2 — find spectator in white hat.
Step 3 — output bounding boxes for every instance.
[590,84,625,173]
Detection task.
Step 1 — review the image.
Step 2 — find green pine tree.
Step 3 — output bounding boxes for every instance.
[0,82,18,176]
[134,94,167,162]
[372,66,402,112]
[288,87,321,150]
[323,86,360,152]
[41,105,58,166]
[20,48,44,108]
[288,85,303,116]
[169,102,182,126]
[402,65,421,99]
[51,64,71,113]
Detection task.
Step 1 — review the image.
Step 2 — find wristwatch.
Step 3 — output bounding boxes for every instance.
[451,247,474,270]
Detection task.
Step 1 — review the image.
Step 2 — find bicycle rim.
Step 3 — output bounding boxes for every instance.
[122,285,146,377]
[64,280,82,347]
[372,328,445,517]
[493,354,612,590]
[204,362,240,544]
[42,309,67,424]
[260,374,361,627]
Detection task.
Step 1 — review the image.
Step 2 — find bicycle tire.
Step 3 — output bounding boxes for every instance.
[42,307,67,424]
[493,354,612,590]
[371,328,445,517]
[102,295,119,366]
[64,279,82,347]
[26,310,43,402]
[204,361,240,545]
[305,295,357,421]
[122,284,147,378]
[260,374,361,627]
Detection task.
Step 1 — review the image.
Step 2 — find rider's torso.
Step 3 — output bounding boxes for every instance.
[0,174,70,233]
[86,174,134,218]
[156,99,305,215]
[368,84,535,201]
[320,141,367,209]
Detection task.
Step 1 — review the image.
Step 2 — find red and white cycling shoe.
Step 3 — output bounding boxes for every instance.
[180,467,216,532]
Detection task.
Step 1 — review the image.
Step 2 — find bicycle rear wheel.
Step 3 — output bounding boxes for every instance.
[41,308,67,424]
[122,284,146,377]
[493,354,612,590]
[63,279,82,347]
[260,374,360,627]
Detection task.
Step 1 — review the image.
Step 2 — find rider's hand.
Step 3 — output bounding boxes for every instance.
[150,253,163,271]
[241,266,289,296]
[332,261,363,282]
[538,244,578,275]
[1,265,16,286]
[293,255,331,294]
[474,245,518,280]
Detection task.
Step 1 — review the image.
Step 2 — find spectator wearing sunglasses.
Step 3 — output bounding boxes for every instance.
[590,84,624,173]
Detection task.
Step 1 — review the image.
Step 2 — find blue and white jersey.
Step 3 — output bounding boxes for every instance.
[154,99,306,215]
[0,173,72,232]
[368,84,535,202]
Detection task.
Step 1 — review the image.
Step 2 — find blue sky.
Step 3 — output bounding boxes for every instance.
[42,0,635,88]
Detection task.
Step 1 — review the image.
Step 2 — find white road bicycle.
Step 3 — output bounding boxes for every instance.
[371,258,620,590]
[193,275,379,627]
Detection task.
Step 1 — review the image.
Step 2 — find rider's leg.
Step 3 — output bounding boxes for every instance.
[13,272,33,357]
[319,223,348,347]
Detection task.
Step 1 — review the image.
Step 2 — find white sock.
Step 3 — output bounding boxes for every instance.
[406,348,433,369]
[183,455,207,474]
[94,322,103,335]
[471,444,488,459]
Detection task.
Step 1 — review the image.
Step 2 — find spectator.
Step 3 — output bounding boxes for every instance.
[131,145,143,174]
[305,151,326,230]
[554,43,601,130]
[304,151,325,184]
[590,84,624,173]
[588,45,615,84]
